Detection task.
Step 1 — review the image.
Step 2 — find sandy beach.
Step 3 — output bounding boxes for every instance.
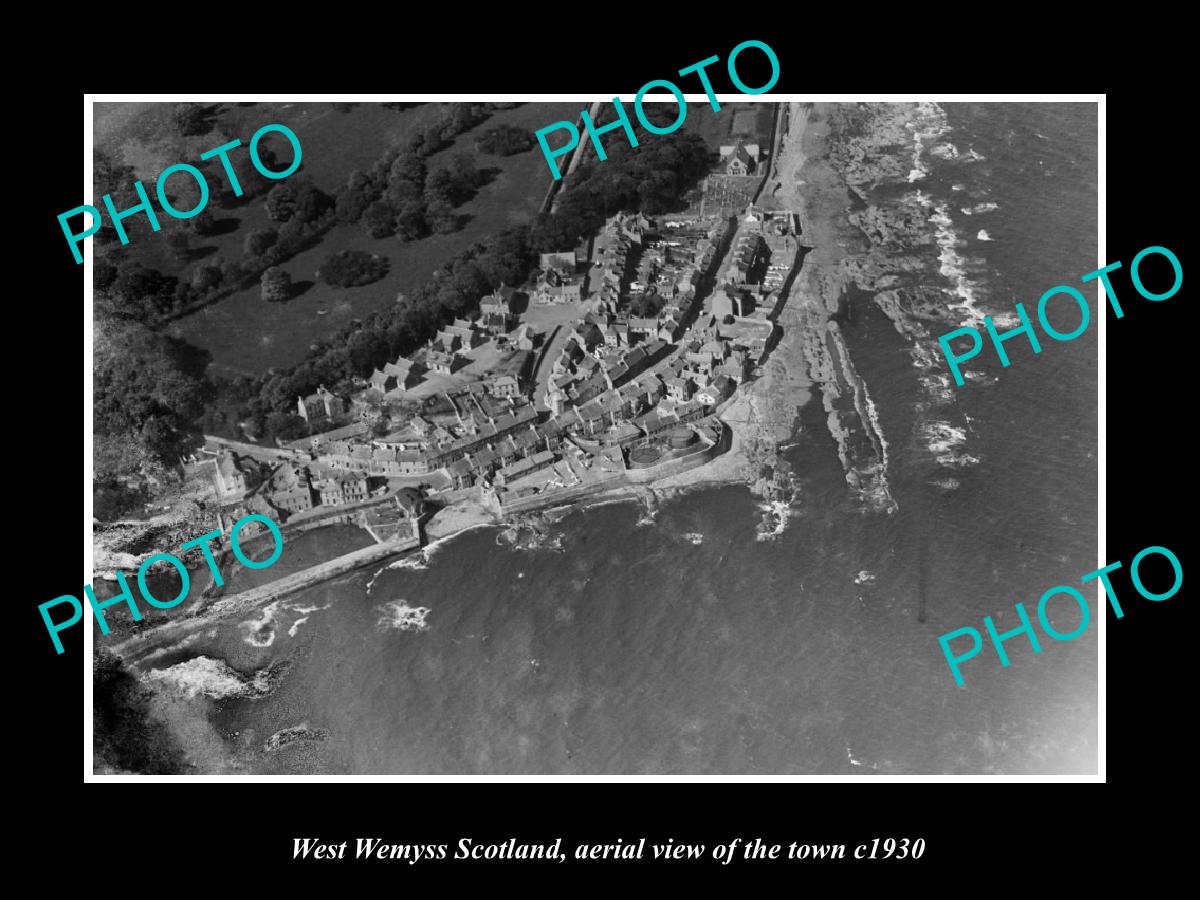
[424,500,498,540]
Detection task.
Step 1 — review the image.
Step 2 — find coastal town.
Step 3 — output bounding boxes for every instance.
[198,207,791,518]
[163,132,801,562]
[85,93,1105,784]
[96,103,812,666]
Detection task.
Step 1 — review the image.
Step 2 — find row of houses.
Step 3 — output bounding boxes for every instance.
[367,330,532,403]
[547,326,667,414]
[280,365,732,499]
[587,212,654,307]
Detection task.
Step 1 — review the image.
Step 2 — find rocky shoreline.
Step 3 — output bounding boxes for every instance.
[749,102,988,512]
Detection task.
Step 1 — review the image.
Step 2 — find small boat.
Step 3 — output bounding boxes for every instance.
[316,309,328,316]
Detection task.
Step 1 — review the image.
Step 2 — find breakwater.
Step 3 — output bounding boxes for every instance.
[111,533,420,668]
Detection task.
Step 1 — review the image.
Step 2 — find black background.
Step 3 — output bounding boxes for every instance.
[18,22,1188,886]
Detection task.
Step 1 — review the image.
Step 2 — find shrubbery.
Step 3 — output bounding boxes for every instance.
[94,649,186,774]
[476,123,534,156]
[319,250,390,287]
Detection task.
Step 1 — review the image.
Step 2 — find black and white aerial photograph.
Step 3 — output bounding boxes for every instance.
[87,97,1098,776]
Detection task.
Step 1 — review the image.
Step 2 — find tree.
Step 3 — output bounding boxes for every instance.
[109,265,180,319]
[190,264,222,291]
[424,167,456,206]
[203,130,275,202]
[93,322,211,466]
[140,414,187,460]
[95,260,119,292]
[336,170,374,224]
[394,200,428,241]
[265,410,308,441]
[385,154,425,207]
[189,211,221,236]
[265,183,297,221]
[347,330,389,375]
[93,151,140,243]
[631,292,664,318]
[165,231,192,263]
[174,103,211,136]
[425,198,459,234]
[243,227,278,257]
[476,123,535,156]
[363,199,396,238]
[319,251,389,288]
[261,266,292,302]
[449,153,480,188]
[291,180,333,224]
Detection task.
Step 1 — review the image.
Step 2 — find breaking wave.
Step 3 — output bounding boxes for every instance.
[239,601,280,648]
[961,202,998,215]
[931,201,985,325]
[921,421,980,468]
[147,656,273,700]
[377,599,431,633]
[264,722,330,753]
[905,102,949,183]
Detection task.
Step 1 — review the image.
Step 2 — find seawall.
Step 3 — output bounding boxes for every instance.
[494,423,731,516]
[111,534,420,668]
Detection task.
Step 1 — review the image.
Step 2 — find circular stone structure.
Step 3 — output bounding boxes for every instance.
[629,445,663,467]
[668,426,696,449]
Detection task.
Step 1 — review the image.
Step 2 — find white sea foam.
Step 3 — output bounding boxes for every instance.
[937,452,981,468]
[682,532,704,546]
[905,102,949,183]
[365,564,388,593]
[287,617,310,638]
[283,600,331,638]
[977,230,993,241]
[951,183,965,191]
[263,722,329,753]
[377,599,431,633]
[909,344,939,370]
[861,379,889,472]
[920,422,980,467]
[964,147,986,161]
[854,570,876,585]
[964,369,999,385]
[147,656,272,700]
[960,202,998,216]
[239,601,281,648]
[422,523,497,562]
[755,501,792,541]
[921,421,968,454]
[932,201,985,324]
[919,373,955,402]
[930,142,959,160]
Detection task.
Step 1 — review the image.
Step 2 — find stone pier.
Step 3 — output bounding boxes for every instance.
[111,533,420,668]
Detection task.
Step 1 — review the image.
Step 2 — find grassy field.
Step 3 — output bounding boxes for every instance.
[681,100,774,161]
[95,101,578,377]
